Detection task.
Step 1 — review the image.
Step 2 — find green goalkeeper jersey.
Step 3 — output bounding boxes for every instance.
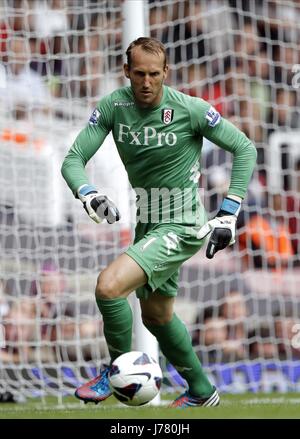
[61,85,257,225]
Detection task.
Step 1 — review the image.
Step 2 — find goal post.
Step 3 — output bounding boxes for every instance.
[122,0,161,405]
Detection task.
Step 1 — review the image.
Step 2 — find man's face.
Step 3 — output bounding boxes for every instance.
[124,46,168,108]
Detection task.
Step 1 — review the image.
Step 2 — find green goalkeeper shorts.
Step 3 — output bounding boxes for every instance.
[125,221,207,300]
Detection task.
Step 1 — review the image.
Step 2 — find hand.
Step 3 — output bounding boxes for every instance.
[77,184,121,224]
[197,197,241,259]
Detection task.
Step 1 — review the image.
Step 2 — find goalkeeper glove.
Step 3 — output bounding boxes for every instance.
[197,196,241,259]
[77,184,121,224]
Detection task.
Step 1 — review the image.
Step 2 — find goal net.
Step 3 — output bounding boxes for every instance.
[0,0,300,403]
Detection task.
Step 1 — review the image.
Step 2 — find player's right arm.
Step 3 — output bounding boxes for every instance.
[61,95,120,224]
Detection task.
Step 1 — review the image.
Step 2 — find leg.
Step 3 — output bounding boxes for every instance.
[75,253,147,404]
[140,291,175,325]
[126,223,218,406]
[140,292,218,406]
[95,253,147,361]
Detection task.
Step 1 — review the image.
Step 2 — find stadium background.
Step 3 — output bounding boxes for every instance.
[0,0,300,407]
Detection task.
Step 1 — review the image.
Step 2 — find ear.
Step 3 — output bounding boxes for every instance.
[124,63,130,79]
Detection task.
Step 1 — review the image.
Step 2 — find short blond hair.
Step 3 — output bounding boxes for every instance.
[126,37,167,69]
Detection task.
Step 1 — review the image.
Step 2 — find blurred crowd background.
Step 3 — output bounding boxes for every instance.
[0,0,300,395]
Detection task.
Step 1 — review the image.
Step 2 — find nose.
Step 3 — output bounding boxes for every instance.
[143,75,151,88]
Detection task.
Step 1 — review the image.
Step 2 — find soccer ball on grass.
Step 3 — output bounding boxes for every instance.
[108,351,162,406]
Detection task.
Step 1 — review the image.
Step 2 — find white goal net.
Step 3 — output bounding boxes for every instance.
[0,0,300,403]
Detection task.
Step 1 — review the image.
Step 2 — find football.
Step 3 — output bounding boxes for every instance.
[108,351,162,406]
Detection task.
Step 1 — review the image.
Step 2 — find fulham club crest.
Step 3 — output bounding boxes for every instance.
[161,108,174,125]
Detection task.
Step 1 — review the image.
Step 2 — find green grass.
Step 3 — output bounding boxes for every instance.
[0,393,300,419]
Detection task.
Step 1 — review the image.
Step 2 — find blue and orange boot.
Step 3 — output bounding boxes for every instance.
[75,365,112,404]
[170,387,220,408]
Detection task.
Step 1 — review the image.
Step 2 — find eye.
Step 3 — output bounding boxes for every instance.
[135,71,145,77]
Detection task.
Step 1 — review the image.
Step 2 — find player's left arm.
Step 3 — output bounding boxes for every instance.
[191,99,257,258]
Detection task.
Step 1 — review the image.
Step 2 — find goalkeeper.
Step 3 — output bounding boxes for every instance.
[61,37,257,408]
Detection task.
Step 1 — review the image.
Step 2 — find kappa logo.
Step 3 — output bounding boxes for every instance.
[205,106,221,127]
[89,108,101,125]
[153,262,169,271]
[114,101,134,107]
[161,108,174,125]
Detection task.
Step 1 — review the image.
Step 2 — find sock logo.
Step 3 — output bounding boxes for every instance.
[174,365,193,372]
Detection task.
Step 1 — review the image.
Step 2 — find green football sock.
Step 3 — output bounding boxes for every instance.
[96,297,133,363]
[145,313,214,398]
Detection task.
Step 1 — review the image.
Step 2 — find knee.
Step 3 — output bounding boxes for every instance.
[95,270,121,300]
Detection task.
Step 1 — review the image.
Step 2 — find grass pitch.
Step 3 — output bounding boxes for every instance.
[0,393,299,419]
